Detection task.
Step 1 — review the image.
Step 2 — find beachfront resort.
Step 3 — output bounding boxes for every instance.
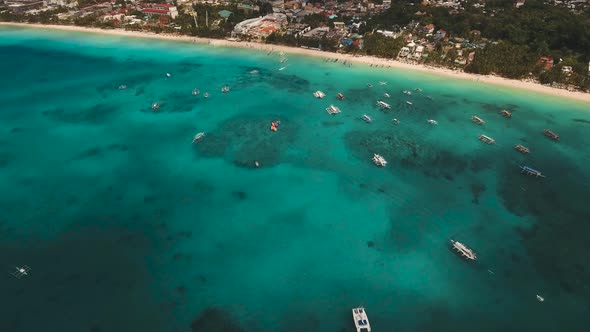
[1,0,590,93]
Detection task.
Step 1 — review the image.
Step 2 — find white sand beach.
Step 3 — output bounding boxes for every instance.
[2,21,590,103]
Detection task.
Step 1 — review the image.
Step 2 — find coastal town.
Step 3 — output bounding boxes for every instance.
[1,0,590,92]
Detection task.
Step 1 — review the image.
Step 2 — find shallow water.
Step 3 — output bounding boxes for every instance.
[1,26,589,332]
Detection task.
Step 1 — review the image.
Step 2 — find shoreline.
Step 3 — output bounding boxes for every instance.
[2,21,590,103]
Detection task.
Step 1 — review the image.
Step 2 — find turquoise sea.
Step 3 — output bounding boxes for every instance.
[1,26,589,332]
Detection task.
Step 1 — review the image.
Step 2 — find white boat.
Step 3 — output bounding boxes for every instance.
[118,85,127,90]
[383,93,391,98]
[392,118,400,124]
[352,307,371,332]
[376,101,391,109]
[278,65,288,71]
[313,91,326,99]
[221,85,230,93]
[536,295,545,302]
[450,239,477,261]
[204,92,209,98]
[367,83,373,88]
[151,102,160,110]
[403,90,412,95]
[471,115,485,125]
[11,265,30,278]
[372,153,387,167]
[249,70,259,74]
[379,81,387,85]
[406,101,413,105]
[479,134,496,144]
[362,114,372,123]
[427,119,438,125]
[166,73,171,77]
[326,105,341,115]
[192,88,200,96]
[192,132,205,143]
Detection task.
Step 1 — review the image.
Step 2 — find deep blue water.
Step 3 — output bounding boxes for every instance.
[1,26,589,332]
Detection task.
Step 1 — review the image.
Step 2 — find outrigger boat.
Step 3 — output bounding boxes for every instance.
[326,105,341,115]
[367,83,373,88]
[118,85,127,90]
[280,57,288,63]
[221,85,230,93]
[11,266,30,278]
[450,240,477,261]
[383,93,391,98]
[362,114,372,123]
[151,102,160,110]
[499,109,512,118]
[427,119,438,125]
[514,144,530,154]
[204,92,209,98]
[313,91,326,98]
[352,307,371,332]
[337,93,345,100]
[403,90,412,95]
[192,132,205,143]
[372,154,387,167]
[479,134,496,144]
[471,115,485,125]
[392,118,400,125]
[192,88,200,96]
[376,101,391,109]
[543,129,559,141]
[520,165,545,178]
[379,81,387,85]
[415,88,423,92]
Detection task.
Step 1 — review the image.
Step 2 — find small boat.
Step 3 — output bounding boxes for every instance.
[255,161,260,167]
[383,93,391,98]
[166,73,171,77]
[278,65,288,71]
[367,83,373,88]
[372,153,387,167]
[536,295,545,302]
[362,114,372,123]
[192,88,200,96]
[280,57,288,63]
[471,115,485,125]
[192,132,205,143]
[313,91,326,99]
[11,265,30,278]
[520,165,545,178]
[118,85,127,90]
[352,307,371,332]
[514,144,530,154]
[204,92,209,98]
[427,119,438,125]
[403,90,412,95]
[221,85,230,93]
[379,81,387,85]
[326,105,341,115]
[543,129,559,141]
[270,121,281,132]
[376,101,391,109]
[499,109,511,118]
[249,70,259,74]
[406,101,413,105]
[337,93,344,100]
[151,102,160,110]
[479,134,496,144]
[450,239,477,261]
[415,88,423,92]
[392,118,400,125]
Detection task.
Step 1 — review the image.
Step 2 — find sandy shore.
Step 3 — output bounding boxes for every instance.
[2,21,590,103]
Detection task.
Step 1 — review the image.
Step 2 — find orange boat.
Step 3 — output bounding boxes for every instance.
[499,110,511,118]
